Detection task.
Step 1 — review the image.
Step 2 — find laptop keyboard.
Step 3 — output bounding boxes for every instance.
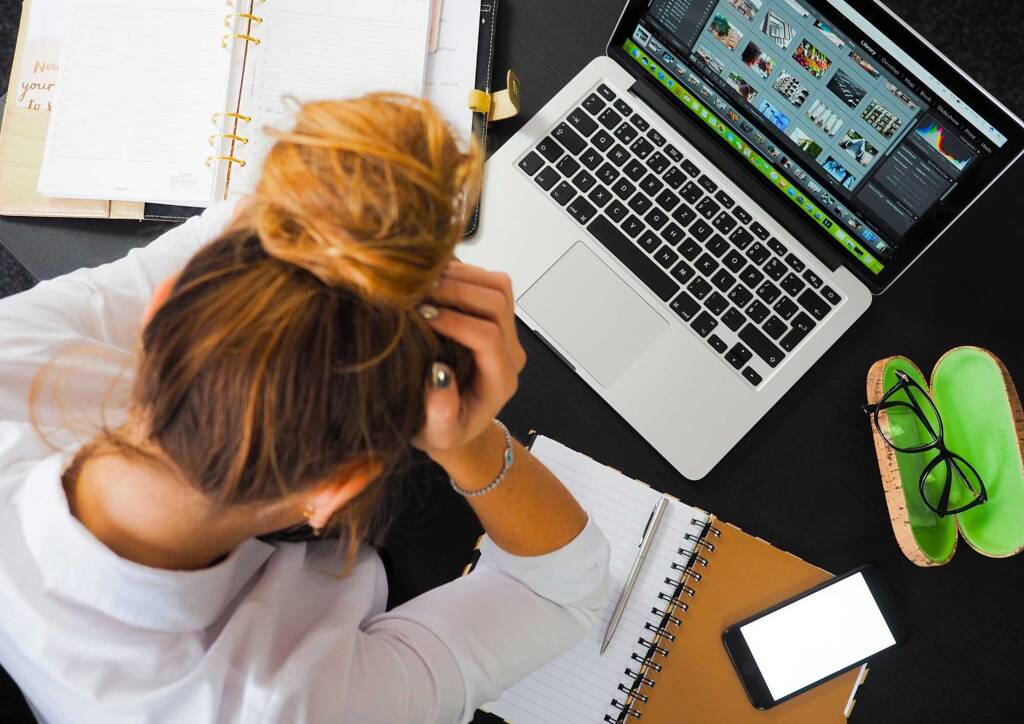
[516,81,844,387]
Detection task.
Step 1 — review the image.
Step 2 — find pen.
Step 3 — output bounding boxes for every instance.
[600,495,669,655]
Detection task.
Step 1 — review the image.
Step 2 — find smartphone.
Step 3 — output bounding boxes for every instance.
[722,565,906,709]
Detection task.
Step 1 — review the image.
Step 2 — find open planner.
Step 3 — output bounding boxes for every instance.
[476,436,869,723]
[36,0,433,206]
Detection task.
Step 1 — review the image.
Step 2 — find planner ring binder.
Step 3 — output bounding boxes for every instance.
[212,112,252,125]
[605,517,722,723]
[206,155,247,168]
[222,33,262,48]
[225,12,264,27]
[209,134,250,147]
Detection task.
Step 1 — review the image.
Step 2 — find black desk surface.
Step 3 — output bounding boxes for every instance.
[3,2,1024,721]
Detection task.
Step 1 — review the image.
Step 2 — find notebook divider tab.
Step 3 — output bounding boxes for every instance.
[605,512,720,723]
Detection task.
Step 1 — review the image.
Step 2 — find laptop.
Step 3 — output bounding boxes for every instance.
[458,0,1024,480]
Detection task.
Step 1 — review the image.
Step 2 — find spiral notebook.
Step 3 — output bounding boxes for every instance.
[473,436,868,723]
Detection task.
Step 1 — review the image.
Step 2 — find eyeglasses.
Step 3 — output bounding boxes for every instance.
[863,370,987,517]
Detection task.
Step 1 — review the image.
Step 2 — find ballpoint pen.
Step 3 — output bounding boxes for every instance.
[600,495,669,655]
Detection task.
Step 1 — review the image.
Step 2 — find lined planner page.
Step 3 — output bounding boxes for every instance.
[423,0,480,144]
[37,0,235,204]
[227,0,431,195]
[483,437,710,724]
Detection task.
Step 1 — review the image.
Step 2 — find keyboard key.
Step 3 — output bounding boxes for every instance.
[670,261,695,284]
[637,230,661,252]
[763,257,787,281]
[729,227,754,249]
[671,204,696,227]
[612,178,636,200]
[623,159,645,181]
[579,148,603,170]
[756,281,781,304]
[696,197,720,220]
[640,174,664,197]
[690,311,718,337]
[797,288,830,320]
[661,223,685,246]
[695,253,719,276]
[739,324,785,368]
[646,151,670,174]
[572,169,597,192]
[821,285,842,305]
[680,181,703,204]
[784,253,806,272]
[679,238,702,260]
[745,300,770,324]
[669,290,700,320]
[597,162,620,186]
[596,83,616,101]
[739,265,764,288]
[689,219,713,242]
[566,197,596,225]
[537,137,564,163]
[614,99,633,116]
[779,312,815,351]
[587,216,679,302]
[732,206,752,225]
[749,221,770,240]
[582,92,606,115]
[697,174,718,193]
[519,151,544,176]
[606,200,628,222]
[647,128,666,146]
[728,286,753,307]
[534,166,559,191]
[714,190,734,208]
[791,311,816,335]
[723,249,746,273]
[552,123,586,155]
[567,109,598,136]
[746,242,770,266]
[630,114,650,131]
[681,159,700,177]
[628,194,652,214]
[597,107,622,130]
[711,269,735,292]
[614,122,638,143]
[780,272,805,296]
[621,214,644,238]
[705,292,728,316]
[630,137,655,159]
[664,167,688,189]
[655,189,680,211]
[592,130,614,151]
[802,269,823,289]
[708,334,728,354]
[665,144,683,162]
[645,208,669,230]
[712,211,737,234]
[763,315,787,340]
[654,245,679,268]
[722,307,745,332]
[726,343,752,370]
[742,367,762,386]
[687,276,712,299]
[550,181,576,206]
[706,234,729,258]
[556,155,580,177]
[773,296,798,320]
[768,238,788,257]
[608,144,630,166]
[588,184,613,208]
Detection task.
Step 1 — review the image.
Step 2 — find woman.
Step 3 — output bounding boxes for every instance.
[0,95,610,723]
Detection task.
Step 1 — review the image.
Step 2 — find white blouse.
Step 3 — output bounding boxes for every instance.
[0,201,611,724]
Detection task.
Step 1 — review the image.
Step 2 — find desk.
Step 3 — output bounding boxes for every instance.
[3,1,1024,720]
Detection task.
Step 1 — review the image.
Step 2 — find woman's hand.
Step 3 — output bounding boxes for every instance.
[412,262,526,459]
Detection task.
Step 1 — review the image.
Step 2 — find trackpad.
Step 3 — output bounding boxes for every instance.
[519,242,668,387]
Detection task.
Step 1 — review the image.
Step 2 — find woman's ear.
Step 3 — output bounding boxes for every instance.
[305,460,383,532]
[143,274,179,327]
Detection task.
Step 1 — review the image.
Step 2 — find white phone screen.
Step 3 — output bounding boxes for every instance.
[739,572,896,701]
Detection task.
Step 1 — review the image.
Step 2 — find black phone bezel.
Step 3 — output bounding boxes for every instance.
[720,565,906,710]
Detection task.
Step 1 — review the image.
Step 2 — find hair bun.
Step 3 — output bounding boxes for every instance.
[249,93,482,307]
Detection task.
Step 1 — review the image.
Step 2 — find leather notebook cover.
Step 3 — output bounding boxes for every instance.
[635,521,865,723]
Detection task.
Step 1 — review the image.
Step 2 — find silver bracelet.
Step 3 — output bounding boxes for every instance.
[449,419,515,497]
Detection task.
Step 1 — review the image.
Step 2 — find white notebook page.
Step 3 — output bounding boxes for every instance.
[423,0,481,144]
[227,0,431,195]
[37,0,235,204]
[483,437,710,724]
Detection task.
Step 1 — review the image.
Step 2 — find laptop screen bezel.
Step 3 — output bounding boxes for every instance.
[605,0,1024,293]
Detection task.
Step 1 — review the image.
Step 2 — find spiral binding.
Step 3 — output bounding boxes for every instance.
[209,4,264,174]
[603,516,721,723]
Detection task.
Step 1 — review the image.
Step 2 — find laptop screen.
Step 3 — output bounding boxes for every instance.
[612,0,1023,288]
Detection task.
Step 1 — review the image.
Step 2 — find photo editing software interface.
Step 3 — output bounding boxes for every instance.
[626,0,1009,275]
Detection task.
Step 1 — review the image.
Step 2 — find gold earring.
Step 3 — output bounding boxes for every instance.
[303,507,322,537]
